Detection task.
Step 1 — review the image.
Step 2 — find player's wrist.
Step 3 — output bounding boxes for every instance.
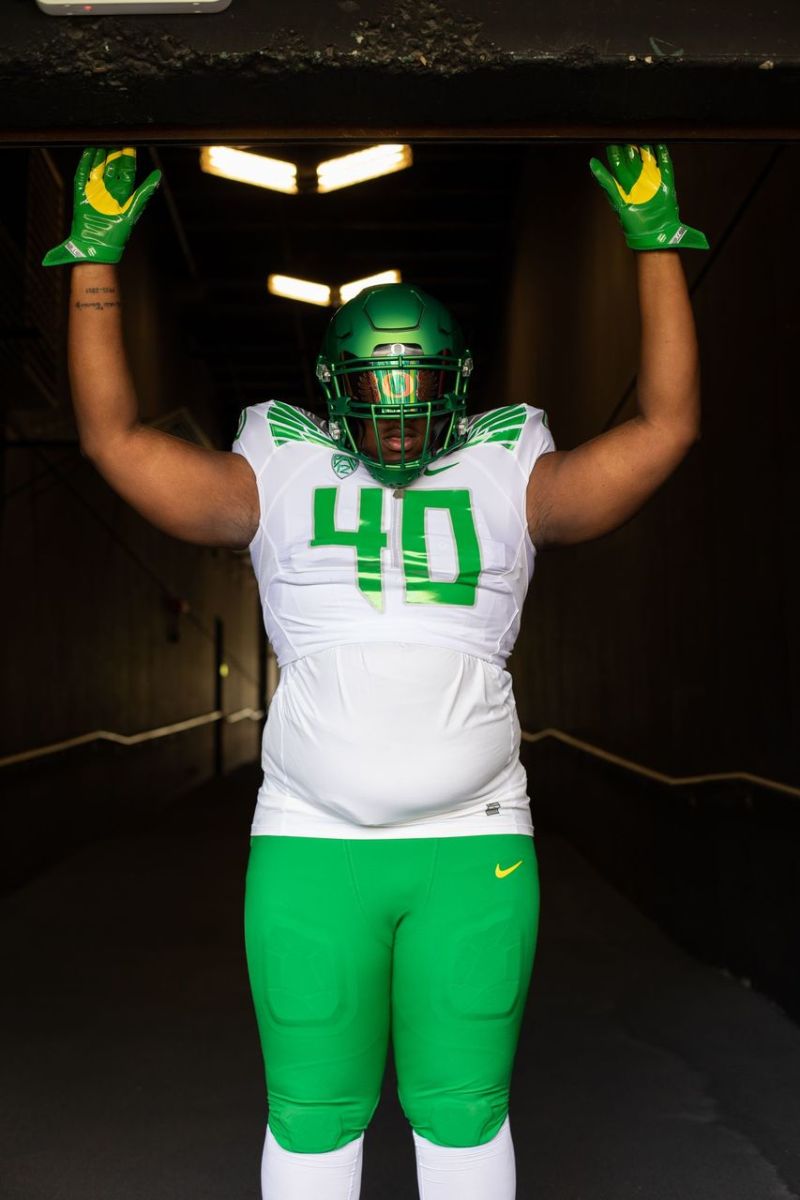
[71,262,119,279]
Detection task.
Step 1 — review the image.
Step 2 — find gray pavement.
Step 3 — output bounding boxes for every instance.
[3,767,800,1199]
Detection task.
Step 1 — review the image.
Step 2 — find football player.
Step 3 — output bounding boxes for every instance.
[45,143,707,1200]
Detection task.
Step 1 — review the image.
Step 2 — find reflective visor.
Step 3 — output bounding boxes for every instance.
[349,365,443,407]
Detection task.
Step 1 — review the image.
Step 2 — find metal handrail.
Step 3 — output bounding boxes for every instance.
[521,727,800,800]
[0,707,264,770]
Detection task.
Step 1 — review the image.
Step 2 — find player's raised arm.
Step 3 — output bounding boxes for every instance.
[45,147,259,550]
[527,143,705,548]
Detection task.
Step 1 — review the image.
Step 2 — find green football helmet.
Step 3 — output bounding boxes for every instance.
[316,283,473,487]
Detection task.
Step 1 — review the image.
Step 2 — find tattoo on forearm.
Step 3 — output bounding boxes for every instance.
[74,283,120,312]
[74,299,121,311]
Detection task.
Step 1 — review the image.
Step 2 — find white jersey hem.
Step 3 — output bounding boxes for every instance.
[250,807,534,839]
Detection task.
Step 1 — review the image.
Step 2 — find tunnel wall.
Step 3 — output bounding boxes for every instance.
[0,155,263,890]
[500,143,800,1017]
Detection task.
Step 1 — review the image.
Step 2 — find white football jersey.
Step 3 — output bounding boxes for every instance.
[233,400,555,838]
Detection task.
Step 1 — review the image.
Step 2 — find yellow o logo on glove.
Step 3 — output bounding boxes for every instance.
[613,146,662,206]
[83,149,136,217]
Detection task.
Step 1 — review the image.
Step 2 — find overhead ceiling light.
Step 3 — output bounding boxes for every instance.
[338,270,402,304]
[267,274,332,307]
[200,147,298,195]
[316,145,413,194]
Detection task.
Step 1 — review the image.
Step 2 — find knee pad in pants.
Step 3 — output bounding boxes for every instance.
[268,1093,379,1154]
[403,1092,507,1148]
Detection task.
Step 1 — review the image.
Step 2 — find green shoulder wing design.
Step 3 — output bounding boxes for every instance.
[267,401,337,450]
[464,404,528,451]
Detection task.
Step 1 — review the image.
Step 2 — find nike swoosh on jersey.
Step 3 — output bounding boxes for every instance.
[495,860,523,878]
[423,461,459,475]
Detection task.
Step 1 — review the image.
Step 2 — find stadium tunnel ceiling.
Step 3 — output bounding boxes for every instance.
[52,141,530,425]
[2,0,799,138]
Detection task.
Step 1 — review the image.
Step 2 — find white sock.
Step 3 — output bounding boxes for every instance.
[412,1114,516,1200]
[260,1123,364,1200]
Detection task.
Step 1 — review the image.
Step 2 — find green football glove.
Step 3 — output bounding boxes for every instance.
[42,146,161,267]
[589,143,709,251]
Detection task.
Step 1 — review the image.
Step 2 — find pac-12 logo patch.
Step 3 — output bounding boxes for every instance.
[332,453,357,478]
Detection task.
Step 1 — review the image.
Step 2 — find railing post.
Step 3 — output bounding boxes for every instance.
[214,616,224,777]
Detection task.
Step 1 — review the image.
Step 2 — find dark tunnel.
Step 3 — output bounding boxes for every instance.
[2,3,800,1198]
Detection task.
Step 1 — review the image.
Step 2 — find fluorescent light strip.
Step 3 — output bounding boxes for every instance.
[200,147,298,195]
[316,144,413,193]
[338,270,402,304]
[268,274,332,307]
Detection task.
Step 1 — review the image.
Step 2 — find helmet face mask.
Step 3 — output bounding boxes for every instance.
[316,286,472,488]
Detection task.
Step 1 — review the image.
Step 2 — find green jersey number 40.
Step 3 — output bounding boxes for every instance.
[310,486,481,609]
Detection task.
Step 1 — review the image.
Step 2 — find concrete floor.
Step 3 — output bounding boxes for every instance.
[3,765,800,1200]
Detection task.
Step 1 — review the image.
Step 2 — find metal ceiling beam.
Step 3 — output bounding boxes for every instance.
[2,0,799,141]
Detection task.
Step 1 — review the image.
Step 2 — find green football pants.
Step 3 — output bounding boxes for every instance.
[244,833,540,1154]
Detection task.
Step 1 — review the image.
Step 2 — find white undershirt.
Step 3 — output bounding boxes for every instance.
[252,642,533,839]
